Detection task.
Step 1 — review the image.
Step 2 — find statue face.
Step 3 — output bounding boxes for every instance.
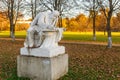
[52,11,59,19]
[48,10,59,21]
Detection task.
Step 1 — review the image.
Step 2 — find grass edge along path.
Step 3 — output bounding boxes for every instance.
[0,31,120,44]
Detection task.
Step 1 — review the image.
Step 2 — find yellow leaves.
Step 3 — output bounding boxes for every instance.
[61,12,120,32]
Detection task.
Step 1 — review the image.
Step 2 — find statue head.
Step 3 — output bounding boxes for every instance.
[50,10,60,19]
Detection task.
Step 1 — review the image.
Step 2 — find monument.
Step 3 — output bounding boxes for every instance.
[17,10,68,80]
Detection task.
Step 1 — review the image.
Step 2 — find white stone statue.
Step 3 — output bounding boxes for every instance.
[24,10,62,48]
[21,10,65,57]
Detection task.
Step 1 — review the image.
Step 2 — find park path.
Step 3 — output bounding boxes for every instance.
[0,38,120,47]
[59,40,120,47]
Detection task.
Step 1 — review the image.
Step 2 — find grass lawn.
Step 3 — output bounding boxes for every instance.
[63,32,120,44]
[0,31,26,38]
[0,31,120,43]
[0,39,120,80]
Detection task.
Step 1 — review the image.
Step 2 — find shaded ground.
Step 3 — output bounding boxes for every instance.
[0,39,120,80]
[59,43,120,80]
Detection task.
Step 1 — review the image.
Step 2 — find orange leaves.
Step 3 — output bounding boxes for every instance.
[61,12,120,32]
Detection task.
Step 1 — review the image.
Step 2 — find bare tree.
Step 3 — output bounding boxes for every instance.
[30,0,38,19]
[23,0,36,20]
[41,0,73,27]
[75,0,99,40]
[23,0,46,20]
[23,0,75,27]
[97,0,120,48]
[0,0,23,41]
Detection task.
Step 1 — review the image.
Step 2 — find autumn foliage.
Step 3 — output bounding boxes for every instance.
[0,11,30,31]
[0,11,120,32]
[62,12,120,32]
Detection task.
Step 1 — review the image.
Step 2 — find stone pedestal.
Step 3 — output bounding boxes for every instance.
[20,46,65,57]
[17,54,68,80]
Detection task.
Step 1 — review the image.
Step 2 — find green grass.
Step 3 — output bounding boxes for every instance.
[1,31,120,43]
[63,32,120,43]
[0,31,26,38]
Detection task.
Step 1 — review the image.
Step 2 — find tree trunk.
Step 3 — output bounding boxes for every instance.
[106,17,112,48]
[31,0,34,19]
[10,23,15,41]
[92,0,96,41]
[9,0,15,41]
[93,12,96,40]
[104,29,106,35]
[54,0,58,10]
[35,0,37,17]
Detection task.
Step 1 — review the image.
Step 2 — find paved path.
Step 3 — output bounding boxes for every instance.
[59,40,120,47]
[0,38,120,47]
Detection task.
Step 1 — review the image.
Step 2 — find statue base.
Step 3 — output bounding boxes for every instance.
[17,54,68,80]
[20,46,65,57]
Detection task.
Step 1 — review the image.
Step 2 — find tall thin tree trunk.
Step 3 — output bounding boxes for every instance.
[31,0,34,20]
[107,17,112,48]
[93,12,96,40]
[104,29,106,35]
[10,22,15,41]
[92,0,96,41]
[35,0,37,17]
[10,0,15,41]
[54,0,58,10]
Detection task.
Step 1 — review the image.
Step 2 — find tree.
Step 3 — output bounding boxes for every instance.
[117,12,120,21]
[0,11,9,31]
[24,0,42,20]
[41,0,74,27]
[30,0,37,19]
[75,14,88,31]
[96,13,106,31]
[0,0,23,41]
[64,17,71,31]
[83,0,99,40]
[97,0,120,48]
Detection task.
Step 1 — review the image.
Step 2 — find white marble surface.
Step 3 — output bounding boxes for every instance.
[17,54,68,80]
[21,10,65,57]
[20,46,65,57]
[24,11,60,48]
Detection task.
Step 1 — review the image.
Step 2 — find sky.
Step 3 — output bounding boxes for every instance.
[0,0,119,20]
[0,0,91,19]
[22,0,89,19]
